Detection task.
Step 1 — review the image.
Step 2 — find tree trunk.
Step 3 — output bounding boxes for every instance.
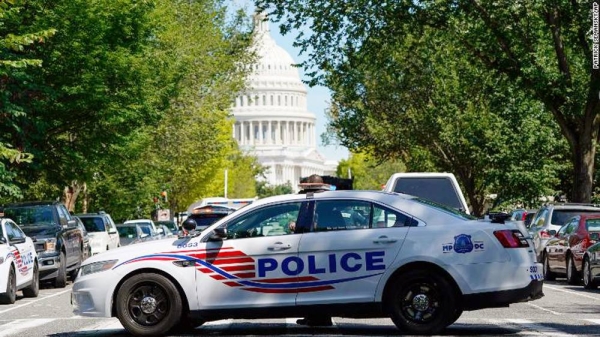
[570,131,596,203]
[63,180,86,213]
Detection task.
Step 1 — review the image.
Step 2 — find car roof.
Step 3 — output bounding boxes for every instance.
[548,203,600,210]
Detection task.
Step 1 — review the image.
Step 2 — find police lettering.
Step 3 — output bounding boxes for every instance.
[257,251,385,277]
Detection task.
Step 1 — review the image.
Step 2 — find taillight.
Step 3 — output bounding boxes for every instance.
[494,230,530,248]
[539,230,551,239]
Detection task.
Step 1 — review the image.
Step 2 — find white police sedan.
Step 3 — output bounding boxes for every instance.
[72,190,543,336]
[0,218,39,304]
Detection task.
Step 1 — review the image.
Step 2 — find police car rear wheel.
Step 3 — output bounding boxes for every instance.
[0,267,16,304]
[116,273,182,336]
[389,269,456,335]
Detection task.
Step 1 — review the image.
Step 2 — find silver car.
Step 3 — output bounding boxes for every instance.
[530,203,600,263]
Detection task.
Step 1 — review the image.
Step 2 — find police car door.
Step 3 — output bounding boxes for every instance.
[5,220,35,287]
[197,201,306,309]
[296,199,409,305]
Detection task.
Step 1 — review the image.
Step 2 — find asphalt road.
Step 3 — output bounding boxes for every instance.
[0,279,598,337]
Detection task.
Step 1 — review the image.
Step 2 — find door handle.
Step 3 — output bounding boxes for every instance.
[373,236,397,244]
[268,242,292,251]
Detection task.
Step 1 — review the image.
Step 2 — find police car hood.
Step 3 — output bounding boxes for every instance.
[82,236,181,265]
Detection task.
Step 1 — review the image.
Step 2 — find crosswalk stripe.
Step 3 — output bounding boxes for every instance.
[585,319,600,324]
[0,319,55,337]
[507,319,575,337]
[76,318,124,332]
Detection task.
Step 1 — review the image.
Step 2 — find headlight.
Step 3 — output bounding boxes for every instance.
[44,238,57,252]
[80,260,118,277]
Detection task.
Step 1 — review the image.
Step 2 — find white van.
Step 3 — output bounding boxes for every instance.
[76,212,121,255]
[383,172,470,214]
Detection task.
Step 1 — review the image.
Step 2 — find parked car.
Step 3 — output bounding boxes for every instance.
[123,219,163,241]
[510,209,537,226]
[2,201,84,287]
[157,224,176,238]
[582,238,600,289]
[76,212,120,256]
[544,214,600,284]
[529,203,600,262]
[186,205,236,231]
[155,220,179,235]
[0,218,39,304]
[116,224,153,246]
[73,190,542,336]
[73,216,92,261]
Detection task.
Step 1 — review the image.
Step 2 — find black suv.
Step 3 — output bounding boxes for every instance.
[2,201,84,287]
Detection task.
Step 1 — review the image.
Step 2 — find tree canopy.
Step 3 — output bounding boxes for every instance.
[1,0,262,221]
[257,0,592,206]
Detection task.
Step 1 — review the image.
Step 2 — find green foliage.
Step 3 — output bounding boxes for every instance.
[1,0,261,221]
[256,181,293,198]
[337,152,405,191]
[257,0,581,211]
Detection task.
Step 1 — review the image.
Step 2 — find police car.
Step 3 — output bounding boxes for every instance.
[0,218,39,304]
[71,190,543,336]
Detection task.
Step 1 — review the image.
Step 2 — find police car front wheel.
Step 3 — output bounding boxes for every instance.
[389,269,457,335]
[116,273,183,336]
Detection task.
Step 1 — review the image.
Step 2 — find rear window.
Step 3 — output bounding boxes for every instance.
[393,177,464,211]
[189,213,228,229]
[586,219,600,232]
[551,210,600,227]
[80,217,106,232]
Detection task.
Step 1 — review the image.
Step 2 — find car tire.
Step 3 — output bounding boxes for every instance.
[566,255,580,285]
[583,257,598,290]
[543,254,556,281]
[388,269,457,335]
[54,251,67,288]
[116,273,183,336]
[0,267,17,304]
[22,262,40,298]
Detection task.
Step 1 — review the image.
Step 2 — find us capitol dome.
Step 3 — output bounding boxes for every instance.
[230,12,338,191]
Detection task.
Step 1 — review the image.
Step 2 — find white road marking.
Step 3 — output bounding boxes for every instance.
[0,289,71,314]
[0,319,55,337]
[526,302,562,315]
[507,318,575,337]
[584,319,600,324]
[76,318,123,332]
[543,285,600,301]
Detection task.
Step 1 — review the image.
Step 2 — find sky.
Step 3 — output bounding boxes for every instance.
[231,2,350,163]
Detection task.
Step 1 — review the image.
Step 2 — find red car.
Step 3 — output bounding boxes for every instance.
[544,213,600,284]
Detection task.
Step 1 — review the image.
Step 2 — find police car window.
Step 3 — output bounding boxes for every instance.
[226,202,302,239]
[313,200,362,231]
[372,204,414,228]
[7,222,24,239]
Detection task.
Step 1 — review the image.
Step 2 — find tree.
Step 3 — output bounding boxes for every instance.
[336,152,405,191]
[257,0,596,203]
[0,0,54,200]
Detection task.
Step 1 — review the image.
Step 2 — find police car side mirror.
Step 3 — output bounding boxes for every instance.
[182,218,196,232]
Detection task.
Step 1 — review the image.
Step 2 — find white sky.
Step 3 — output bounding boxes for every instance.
[230,1,350,162]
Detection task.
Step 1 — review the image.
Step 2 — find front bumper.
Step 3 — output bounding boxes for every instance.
[37,252,61,281]
[72,270,119,317]
[462,279,544,310]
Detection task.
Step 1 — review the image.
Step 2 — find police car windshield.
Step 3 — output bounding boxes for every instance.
[413,198,476,220]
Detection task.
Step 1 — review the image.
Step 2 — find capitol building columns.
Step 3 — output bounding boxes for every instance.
[230,11,337,192]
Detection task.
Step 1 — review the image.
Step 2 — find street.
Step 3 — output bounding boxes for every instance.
[0,279,598,337]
